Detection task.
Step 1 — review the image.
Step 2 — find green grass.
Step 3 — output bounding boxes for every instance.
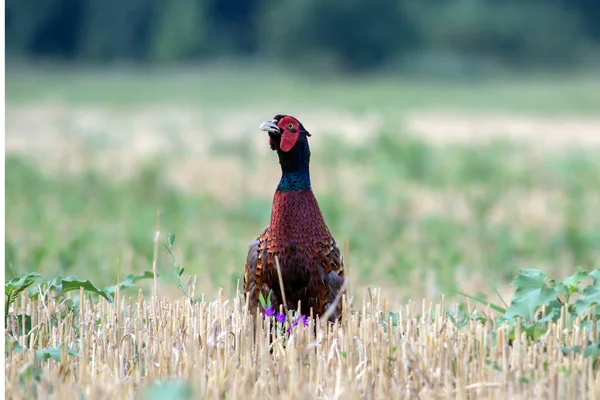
[6,65,600,114]
[6,131,600,301]
[5,66,600,302]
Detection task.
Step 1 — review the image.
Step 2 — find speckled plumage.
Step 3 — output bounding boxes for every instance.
[244,115,345,322]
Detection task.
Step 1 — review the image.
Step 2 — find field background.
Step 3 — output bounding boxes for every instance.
[7,3,600,397]
[6,66,600,307]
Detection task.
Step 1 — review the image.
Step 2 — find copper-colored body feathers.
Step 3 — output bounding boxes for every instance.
[244,190,345,321]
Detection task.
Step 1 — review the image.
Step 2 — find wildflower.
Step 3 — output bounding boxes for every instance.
[287,314,309,333]
[294,314,309,327]
[264,305,275,317]
[275,312,286,324]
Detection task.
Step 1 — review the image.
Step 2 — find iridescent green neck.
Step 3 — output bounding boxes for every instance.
[276,140,311,192]
[277,169,311,192]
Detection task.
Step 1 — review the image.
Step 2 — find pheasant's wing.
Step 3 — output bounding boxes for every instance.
[244,236,260,313]
[244,226,272,315]
[313,236,345,321]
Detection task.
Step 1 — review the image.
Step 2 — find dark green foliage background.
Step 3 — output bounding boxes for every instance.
[6,0,600,72]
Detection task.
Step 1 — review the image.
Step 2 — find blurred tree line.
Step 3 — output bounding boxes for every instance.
[6,0,600,72]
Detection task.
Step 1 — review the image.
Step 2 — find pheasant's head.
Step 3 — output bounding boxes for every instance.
[260,114,311,152]
[260,114,312,189]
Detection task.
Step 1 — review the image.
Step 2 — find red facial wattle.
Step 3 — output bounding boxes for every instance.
[277,117,300,152]
[279,130,299,152]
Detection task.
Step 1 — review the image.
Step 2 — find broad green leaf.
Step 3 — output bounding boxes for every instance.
[28,275,64,300]
[589,269,600,287]
[56,276,111,302]
[561,345,581,355]
[511,269,549,292]
[103,271,154,296]
[559,267,588,297]
[504,269,556,321]
[540,302,562,323]
[581,320,595,332]
[552,282,569,297]
[5,272,41,298]
[35,344,80,361]
[584,343,600,359]
[455,290,506,313]
[504,287,556,321]
[523,321,548,340]
[143,381,193,400]
[574,286,600,316]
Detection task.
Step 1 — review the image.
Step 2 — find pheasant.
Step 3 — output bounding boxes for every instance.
[244,114,345,322]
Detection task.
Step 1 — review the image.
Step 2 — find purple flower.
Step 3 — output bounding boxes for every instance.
[294,315,309,327]
[275,312,286,324]
[264,305,275,317]
[287,315,309,333]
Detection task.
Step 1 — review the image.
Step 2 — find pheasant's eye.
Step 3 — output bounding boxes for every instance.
[287,123,294,129]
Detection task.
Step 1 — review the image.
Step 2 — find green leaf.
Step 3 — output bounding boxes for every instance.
[35,345,80,361]
[178,268,185,277]
[16,314,33,336]
[455,290,506,313]
[168,233,176,247]
[504,269,557,321]
[5,336,22,354]
[555,267,589,299]
[561,345,581,355]
[258,292,266,307]
[552,282,568,297]
[504,287,556,321]
[584,343,600,359]
[539,303,562,323]
[28,275,63,300]
[103,271,154,296]
[5,272,41,298]
[448,310,472,329]
[562,267,588,289]
[511,269,549,291]
[143,381,193,400]
[589,269,600,287]
[387,312,399,327]
[56,276,111,302]
[573,286,600,317]
[581,320,595,332]
[523,321,548,340]
[18,364,37,384]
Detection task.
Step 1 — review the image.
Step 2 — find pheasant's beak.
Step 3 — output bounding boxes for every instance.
[259,119,281,134]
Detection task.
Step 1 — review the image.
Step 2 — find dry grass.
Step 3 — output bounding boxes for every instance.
[406,111,600,148]
[5,285,599,399]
